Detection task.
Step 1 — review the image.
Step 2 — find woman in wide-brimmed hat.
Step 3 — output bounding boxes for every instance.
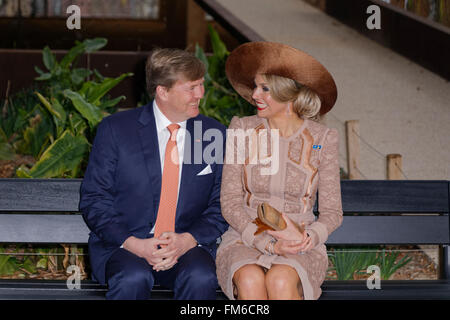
[216,42,343,300]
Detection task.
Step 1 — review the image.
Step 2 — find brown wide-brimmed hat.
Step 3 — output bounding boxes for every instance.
[225,41,337,115]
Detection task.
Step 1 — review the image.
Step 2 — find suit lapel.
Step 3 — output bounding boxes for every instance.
[137,103,162,220]
[175,116,200,224]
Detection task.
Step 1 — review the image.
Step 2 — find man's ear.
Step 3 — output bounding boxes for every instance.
[156,85,169,101]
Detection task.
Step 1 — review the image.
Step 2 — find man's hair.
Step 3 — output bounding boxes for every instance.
[146,48,206,97]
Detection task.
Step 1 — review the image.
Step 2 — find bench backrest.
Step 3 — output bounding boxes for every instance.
[0,179,449,245]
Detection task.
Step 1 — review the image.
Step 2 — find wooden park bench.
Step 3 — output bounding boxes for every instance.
[0,178,449,300]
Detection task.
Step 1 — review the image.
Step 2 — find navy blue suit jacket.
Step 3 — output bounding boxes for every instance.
[79,102,229,284]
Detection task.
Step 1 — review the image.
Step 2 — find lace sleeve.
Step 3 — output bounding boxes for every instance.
[305,128,343,247]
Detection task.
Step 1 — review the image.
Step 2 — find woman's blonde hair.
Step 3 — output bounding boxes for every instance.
[261,74,322,122]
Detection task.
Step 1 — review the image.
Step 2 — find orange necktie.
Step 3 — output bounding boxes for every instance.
[154,124,180,238]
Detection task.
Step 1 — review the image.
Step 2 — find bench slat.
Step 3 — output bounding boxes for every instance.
[320,280,450,300]
[337,180,450,214]
[0,179,82,212]
[0,279,448,300]
[0,214,90,244]
[1,179,449,214]
[328,215,450,244]
[0,214,448,245]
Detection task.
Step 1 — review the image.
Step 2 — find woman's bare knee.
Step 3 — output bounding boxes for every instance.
[265,265,302,300]
[233,264,267,299]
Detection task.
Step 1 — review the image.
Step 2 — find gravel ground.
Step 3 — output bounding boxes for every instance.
[0,156,35,178]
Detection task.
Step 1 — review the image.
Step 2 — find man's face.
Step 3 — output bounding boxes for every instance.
[158,77,205,122]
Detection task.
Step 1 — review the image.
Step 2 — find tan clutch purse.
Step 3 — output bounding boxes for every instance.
[253,202,305,235]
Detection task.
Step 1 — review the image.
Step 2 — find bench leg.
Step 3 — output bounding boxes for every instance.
[443,245,449,280]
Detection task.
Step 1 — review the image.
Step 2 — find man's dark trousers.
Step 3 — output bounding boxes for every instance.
[104,246,218,300]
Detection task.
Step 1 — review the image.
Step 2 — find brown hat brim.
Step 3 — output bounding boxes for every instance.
[225,42,337,115]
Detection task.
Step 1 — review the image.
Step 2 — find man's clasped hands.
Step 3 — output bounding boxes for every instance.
[122,232,197,272]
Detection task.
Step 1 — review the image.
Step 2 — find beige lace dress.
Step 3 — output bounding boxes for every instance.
[216,115,343,300]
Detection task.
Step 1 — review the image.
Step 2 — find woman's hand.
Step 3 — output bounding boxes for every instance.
[268,213,314,254]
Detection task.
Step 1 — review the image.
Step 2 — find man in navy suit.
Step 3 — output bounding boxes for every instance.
[80,48,228,300]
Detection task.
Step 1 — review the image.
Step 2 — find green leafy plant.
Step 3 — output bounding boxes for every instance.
[1,38,132,178]
[0,246,37,278]
[195,25,255,126]
[0,128,14,160]
[0,85,42,162]
[329,247,378,280]
[377,248,412,280]
[0,248,17,276]
[0,244,87,280]
[1,86,41,139]
[328,247,412,280]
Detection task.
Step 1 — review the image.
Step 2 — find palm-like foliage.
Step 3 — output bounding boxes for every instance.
[0,38,132,178]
